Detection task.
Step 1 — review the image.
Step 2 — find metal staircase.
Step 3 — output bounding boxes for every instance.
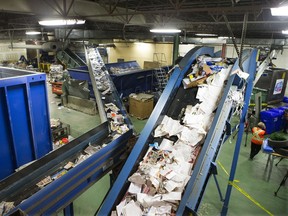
[153,52,168,92]
[56,48,86,69]
[154,67,168,92]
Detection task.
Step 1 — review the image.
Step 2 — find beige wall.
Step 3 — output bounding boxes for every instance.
[107,42,173,68]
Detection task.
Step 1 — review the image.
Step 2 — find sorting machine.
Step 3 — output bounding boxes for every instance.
[97,46,258,215]
[0,46,258,215]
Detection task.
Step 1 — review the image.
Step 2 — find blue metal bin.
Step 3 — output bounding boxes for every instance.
[0,67,52,180]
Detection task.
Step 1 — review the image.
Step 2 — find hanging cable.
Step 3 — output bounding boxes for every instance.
[223,13,248,71]
[239,12,248,71]
[223,14,240,59]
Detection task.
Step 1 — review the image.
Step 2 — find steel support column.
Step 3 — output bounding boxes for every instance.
[221,49,258,215]
[173,33,180,64]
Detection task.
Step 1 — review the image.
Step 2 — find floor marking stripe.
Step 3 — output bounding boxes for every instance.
[217,160,273,216]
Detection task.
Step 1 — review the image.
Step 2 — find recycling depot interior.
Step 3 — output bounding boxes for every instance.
[1,1,288,216]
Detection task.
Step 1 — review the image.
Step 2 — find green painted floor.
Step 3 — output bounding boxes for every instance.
[48,83,287,216]
[198,130,288,216]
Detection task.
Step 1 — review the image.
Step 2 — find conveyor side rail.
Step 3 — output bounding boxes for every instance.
[14,130,133,215]
[0,122,109,202]
[3,123,133,215]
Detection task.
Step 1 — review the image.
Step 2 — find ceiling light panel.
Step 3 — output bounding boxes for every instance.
[150,29,181,33]
[26,31,41,35]
[271,7,288,16]
[39,19,86,26]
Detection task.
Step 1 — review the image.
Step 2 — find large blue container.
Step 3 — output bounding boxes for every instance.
[0,67,52,180]
[68,64,160,98]
[260,110,280,134]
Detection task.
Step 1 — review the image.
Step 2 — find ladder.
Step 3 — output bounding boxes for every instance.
[154,67,168,92]
[153,52,167,66]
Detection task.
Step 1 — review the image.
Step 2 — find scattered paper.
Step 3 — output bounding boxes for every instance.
[128,173,146,185]
[231,69,249,80]
[159,139,174,151]
[122,200,143,216]
[36,176,53,188]
[116,199,126,216]
[147,205,172,215]
[177,126,206,146]
[154,116,183,137]
[164,180,180,192]
[128,183,142,194]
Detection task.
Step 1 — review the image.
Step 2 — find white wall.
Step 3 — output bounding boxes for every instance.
[273,48,288,68]
[179,44,195,57]
[0,42,26,62]
[179,44,255,58]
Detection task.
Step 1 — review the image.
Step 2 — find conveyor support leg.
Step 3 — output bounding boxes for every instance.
[211,162,224,202]
[64,203,74,216]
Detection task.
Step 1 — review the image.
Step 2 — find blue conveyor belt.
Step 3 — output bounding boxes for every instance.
[97,47,258,215]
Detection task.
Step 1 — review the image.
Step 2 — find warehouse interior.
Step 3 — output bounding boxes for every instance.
[0,1,288,216]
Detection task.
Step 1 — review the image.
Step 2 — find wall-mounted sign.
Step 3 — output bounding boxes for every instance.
[273,79,284,95]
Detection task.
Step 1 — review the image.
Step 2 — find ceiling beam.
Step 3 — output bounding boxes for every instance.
[84,5,277,17]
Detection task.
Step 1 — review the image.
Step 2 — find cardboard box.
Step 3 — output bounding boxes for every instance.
[129,93,154,119]
[182,76,207,89]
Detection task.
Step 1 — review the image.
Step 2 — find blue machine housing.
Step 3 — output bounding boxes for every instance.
[0,67,52,180]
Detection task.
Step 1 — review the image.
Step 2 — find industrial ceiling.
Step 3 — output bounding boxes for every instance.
[0,0,288,42]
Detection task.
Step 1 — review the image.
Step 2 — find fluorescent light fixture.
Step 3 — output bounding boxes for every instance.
[282,30,288,34]
[195,33,218,37]
[218,36,229,39]
[150,28,181,33]
[26,31,41,35]
[271,6,288,16]
[38,19,86,26]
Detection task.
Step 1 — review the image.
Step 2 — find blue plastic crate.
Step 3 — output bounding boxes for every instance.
[260,110,279,134]
[269,108,284,131]
[278,106,288,111]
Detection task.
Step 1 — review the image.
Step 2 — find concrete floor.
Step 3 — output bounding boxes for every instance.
[198,130,288,216]
[47,81,287,216]
[47,82,101,138]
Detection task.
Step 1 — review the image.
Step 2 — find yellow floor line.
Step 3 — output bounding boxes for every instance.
[217,160,273,216]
